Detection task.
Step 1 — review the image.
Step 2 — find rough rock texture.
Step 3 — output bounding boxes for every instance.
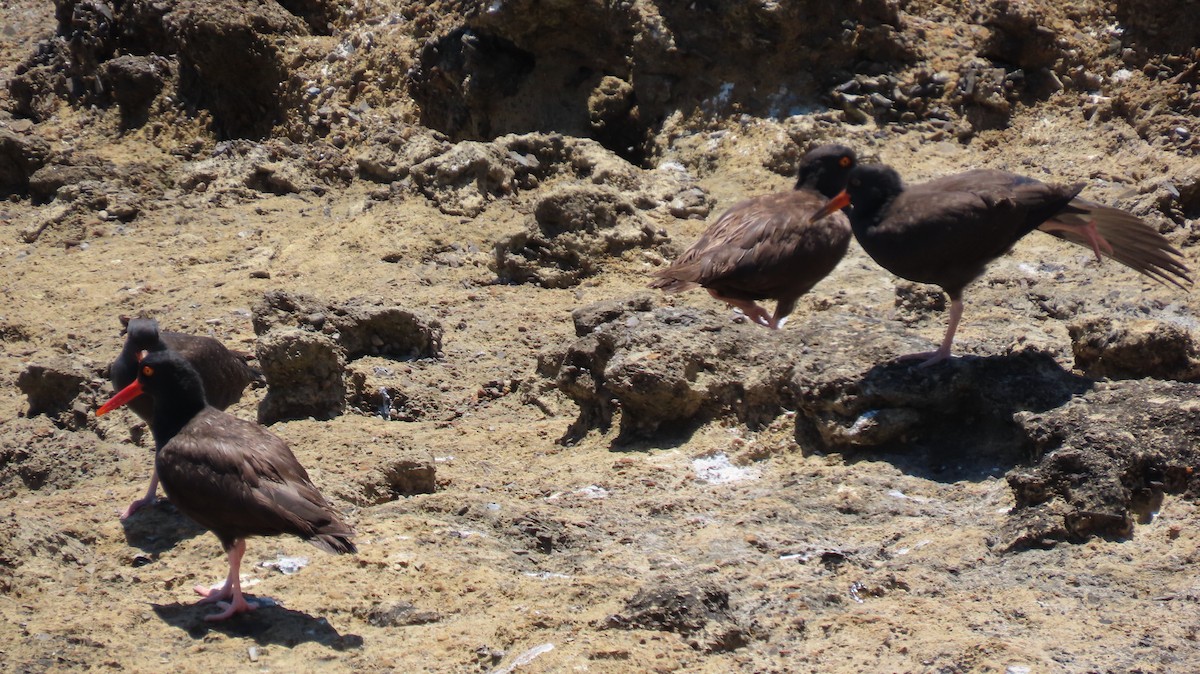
[0,128,49,196]
[549,296,801,442]
[254,327,347,424]
[16,357,104,431]
[792,340,1094,454]
[606,582,751,654]
[252,290,443,360]
[100,54,170,129]
[495,185,670,289]
[1009,380,1200,547]
[409,0,915,162]
[4,0,1200,671]
[549,296,1095,454]
[1068,316,1200,381]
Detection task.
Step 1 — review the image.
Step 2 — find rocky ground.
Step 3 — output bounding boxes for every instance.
[2,0,1200,672]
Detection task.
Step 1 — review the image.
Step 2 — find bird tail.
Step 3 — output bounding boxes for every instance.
[647,277,697,293]
[1043,198,1192,290]
[232,349,268,387]
[308,531,357,555]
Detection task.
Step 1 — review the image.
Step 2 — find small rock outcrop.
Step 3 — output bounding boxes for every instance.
[1009,379,1200,547]
[1068,316,1200,381]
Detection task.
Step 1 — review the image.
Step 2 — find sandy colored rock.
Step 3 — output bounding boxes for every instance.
[2,0,1200,671]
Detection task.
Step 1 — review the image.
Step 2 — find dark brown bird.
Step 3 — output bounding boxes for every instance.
[109,317,262,519]
[814,163,1192,364]
[98,350,354,621]
[649,144,857,329]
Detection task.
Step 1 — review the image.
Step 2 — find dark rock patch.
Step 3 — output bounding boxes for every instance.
[0,129,50,197]
[100,54,170,129]
[408,0,915,163]
[605,582,750,653]
[10,0,307,139]
[1008,380,1200,547]
[1068,316,1200,381]
[165,0,308,139]
[794,347,1093,456]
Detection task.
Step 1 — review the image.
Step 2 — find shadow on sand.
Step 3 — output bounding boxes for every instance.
[152,600,364,650]
[796,349,1095,483]
[120,499,207,553]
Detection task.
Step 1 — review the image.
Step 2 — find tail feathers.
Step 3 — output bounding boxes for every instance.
[308,530,357,555]
[648,274,699,293]
[1048,199,1192,290]
[233,349,268,386]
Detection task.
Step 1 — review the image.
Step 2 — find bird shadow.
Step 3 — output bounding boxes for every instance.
[120,501,207,553]
[152,600,364,650]
[798,349,1095,483]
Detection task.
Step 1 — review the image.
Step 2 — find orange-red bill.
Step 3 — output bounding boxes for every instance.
[810,190,850,223]
[97,379,145,416]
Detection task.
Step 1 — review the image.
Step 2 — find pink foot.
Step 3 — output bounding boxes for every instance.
[194,583,256,621]
[120,495,158,520]
[896,349,952,367]
[121,471,162,520]
[202,595,256,622]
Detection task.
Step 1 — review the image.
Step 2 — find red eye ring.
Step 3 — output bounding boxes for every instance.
[839,156,852,168]
[142,365,154,377]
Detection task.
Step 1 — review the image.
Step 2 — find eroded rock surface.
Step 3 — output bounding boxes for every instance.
[1009,380,1200,547]
[606,582,751,654]
[254,327,346,424]
[1068,316,1200,381]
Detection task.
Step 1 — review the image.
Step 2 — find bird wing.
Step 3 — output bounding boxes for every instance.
[864,170,1079,292]
[1049,197,1192,289]
[157,410,351,543]
[163,332,259,409]
[652,190,850,293]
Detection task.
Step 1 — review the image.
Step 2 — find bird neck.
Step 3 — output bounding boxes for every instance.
[150,389,206,449]
[796,171,842,199]
[848,191,898,237]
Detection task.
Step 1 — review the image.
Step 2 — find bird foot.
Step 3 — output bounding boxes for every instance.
[194,582,234,604]
[896,349,952,367]
[119,495,159,520]
[202,596,257,622]
[1042,218,1114,263]
[194,583,257,621]
[1080,219,1114,263]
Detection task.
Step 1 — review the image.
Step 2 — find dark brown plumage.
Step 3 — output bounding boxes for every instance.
[109,317,262,519]
[649,144,857,329]
[98,350,354,622]
[817,163,1192,364]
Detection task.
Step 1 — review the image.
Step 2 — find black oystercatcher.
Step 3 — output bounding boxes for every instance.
[814,164,1192,364]
[98,351,355,621]
[109,317,262,519]
[649,144,857,329]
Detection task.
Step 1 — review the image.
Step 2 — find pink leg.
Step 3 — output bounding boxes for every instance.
[1040,218,1114,263]
[193,539,256,621]
[120,467,160,520]
[898,296,962,367]
[707,289,776,328]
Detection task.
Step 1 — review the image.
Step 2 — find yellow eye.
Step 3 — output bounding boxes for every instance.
[142,365,154,377]
[839,156,852,168]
